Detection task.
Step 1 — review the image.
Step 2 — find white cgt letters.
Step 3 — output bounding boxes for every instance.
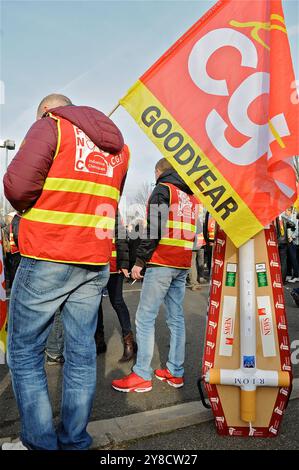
[188,28,290,166]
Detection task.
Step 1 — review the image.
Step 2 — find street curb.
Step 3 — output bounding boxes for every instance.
[1,379,298,448]
[88,401,212,449]
[88,378,299,449]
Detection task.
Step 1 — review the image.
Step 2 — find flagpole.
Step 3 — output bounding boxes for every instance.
[108,103,120,117]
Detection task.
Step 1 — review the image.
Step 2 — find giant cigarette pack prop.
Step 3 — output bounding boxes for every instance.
[202,224,292,437]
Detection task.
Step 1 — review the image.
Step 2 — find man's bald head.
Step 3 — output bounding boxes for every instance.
[36,93,72,119]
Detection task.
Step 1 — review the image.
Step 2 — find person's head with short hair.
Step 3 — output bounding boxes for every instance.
[36,93,72,120]
[155,158,173,181]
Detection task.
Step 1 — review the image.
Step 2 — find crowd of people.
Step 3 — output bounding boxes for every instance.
[0,93,295,451]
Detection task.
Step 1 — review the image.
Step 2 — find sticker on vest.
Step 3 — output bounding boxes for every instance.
[177,190,196,219]
[74,126,123,177]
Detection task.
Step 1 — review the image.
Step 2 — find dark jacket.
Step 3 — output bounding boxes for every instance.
[276,216,295,246]
[4,105,124,212]
[11,214,21,248]
[135,169,193,268]
[128,224,147,270]
[115,212,130,270]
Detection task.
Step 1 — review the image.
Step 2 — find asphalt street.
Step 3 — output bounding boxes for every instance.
[122,400,299,451]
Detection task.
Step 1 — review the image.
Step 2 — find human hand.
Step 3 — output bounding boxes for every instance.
[121,268,130,278]
[131,265,144,280]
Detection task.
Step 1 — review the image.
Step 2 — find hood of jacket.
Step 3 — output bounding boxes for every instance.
[156,168,193,195]
[49,105,124,154]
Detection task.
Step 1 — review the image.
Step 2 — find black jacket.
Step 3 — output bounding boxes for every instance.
[276,216,295,246]
[115,211,130,270]
[135,169,193,268]
[11,214,21,248]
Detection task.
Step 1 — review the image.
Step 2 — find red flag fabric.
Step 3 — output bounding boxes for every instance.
[121,0,299,247]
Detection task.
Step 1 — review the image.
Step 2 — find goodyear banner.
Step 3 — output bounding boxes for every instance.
[120,0,298,247]
[0,231,7,364]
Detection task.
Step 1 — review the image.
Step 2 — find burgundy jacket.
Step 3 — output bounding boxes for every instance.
[4,105,124,212]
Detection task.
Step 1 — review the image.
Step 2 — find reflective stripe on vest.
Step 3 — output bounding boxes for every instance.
[279,217,285,237]
[208,218,215,242]
[196,232,206,248]
[43,178,120,201]
[166,220,196,233]
[23,208,115,230]
[110,238,117,273]
[208,218,215,240]
[159,238,194,249]
[19,115,129,265]
[149,183,198,269]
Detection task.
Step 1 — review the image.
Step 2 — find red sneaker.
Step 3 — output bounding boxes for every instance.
[112,372,152,393]
[154,368,184,388]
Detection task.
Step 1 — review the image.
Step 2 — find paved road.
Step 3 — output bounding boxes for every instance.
[1,281,298,446]
[123,400,299,451]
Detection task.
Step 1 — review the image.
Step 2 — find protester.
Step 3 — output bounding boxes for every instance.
[276,214,289,283]
[285,207,299,283]
[128,221,146,271]
[295,212,299,266]
[187,207,206,290]
[95,212,137,361]
[112,158,198,393]
[2,93,129,450]
[196,209,207,283]
[2,210,64,366]
[276,209,296,283]
[45,215,136,364]
[1,212,21,289]
[203,211,215,278]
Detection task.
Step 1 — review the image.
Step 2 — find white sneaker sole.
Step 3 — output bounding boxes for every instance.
[112,385,152,393]
[155,374,184,388]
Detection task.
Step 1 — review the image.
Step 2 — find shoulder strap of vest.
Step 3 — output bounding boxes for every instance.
[47,112,62,159]
[157,182,173,206]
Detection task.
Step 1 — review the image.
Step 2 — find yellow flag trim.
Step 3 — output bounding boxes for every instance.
[120,80,263,247]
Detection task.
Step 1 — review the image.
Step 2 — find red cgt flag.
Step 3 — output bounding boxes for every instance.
[120,0,299,247]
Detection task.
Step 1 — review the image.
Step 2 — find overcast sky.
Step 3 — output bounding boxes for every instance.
[0,0,298,205]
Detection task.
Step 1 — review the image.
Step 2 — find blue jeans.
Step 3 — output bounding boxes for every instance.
[133,267,187,381]
[46,309,64,357]
[7,257,109,450]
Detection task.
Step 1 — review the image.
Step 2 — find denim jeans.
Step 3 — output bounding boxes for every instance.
[133,266,187,381]
[46,309,64,357]
[7,257,109,450]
